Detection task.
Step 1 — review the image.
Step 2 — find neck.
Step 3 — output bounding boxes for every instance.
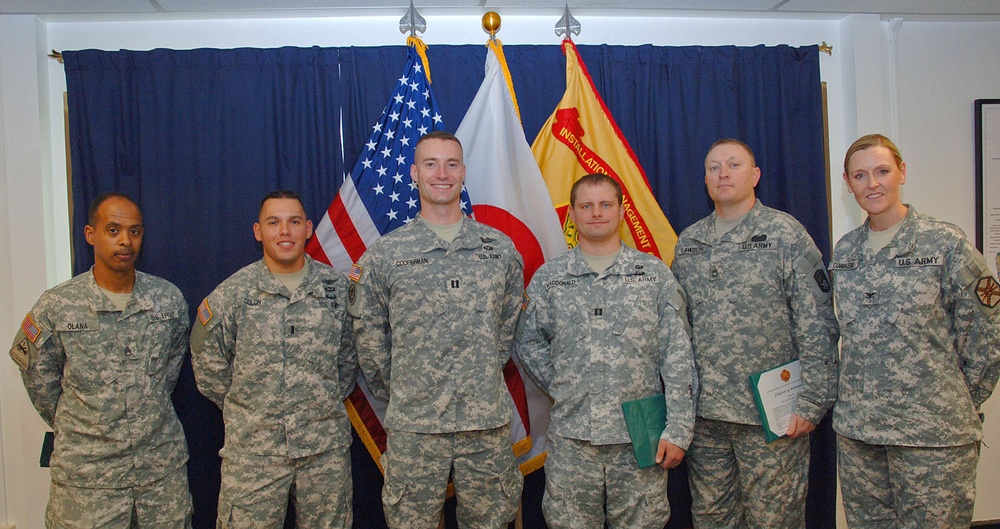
[868,203,908,232]
[93,267,136,294]
[715,196,756,220]
[578,237,621,256]
[265,256,306,275]
[419,205,463,226]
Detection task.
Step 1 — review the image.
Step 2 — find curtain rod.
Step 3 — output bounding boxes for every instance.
[47,41,833,63]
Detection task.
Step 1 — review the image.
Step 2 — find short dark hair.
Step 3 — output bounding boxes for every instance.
[415,130,462,152]
[570,173,623,206]
[707,138,757,168]
[88,192,139,226]
[259,190,305,214]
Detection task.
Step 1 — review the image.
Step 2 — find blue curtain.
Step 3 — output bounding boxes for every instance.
[63,42,831,529]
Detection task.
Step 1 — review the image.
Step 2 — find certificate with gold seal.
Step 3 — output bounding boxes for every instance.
[749,359,802,443]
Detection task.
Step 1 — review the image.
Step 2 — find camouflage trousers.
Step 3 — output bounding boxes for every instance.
[216,446,351,529]
[542,433,671,529]
[686,418,809,529]
[46,464,192,529]
[837,435,978,529]
[381,426,522,529]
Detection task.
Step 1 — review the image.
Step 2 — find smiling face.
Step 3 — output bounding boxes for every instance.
[254,197,313,274]
[569,180,624,248]
[704,141,761,218]
[411,137,466,211]
[85,196,144,278]
[844,145,907,228]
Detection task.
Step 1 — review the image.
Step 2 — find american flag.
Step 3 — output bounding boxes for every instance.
[306,38,471,272]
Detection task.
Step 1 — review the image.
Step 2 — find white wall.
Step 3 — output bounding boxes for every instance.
[1,8,998,528]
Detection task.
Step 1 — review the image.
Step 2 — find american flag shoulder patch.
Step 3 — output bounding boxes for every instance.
[197,299,213,326]
[22,313,41,343]
[521,291,531,311]
[348,264,363,282]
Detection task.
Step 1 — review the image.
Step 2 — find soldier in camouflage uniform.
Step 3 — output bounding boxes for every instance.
[515,174,697,529]
[833,134,1000,528]
[190,190,357,529]
[8,193,192,528]
[671,139,839,529]
[348,131,524,529]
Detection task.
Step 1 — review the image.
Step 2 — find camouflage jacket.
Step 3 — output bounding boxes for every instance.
[831,206,1000,446]
[348,216,524,434]
[672,200,839,425]
[9,269,189,487]
[190,256,357,458]
[515,244,697,448]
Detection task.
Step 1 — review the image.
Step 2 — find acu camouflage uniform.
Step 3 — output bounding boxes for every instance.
[831,206,1000,529]
[190,256,357,529]
[671,200,838,529]
[8,269,192,529]
[515,244,697,529]
[348,216,524,529]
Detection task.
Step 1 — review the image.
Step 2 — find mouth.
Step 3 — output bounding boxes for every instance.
[276,241,296,249]
[865,192,884,200]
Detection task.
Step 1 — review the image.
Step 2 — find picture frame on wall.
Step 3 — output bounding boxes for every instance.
[975,98,1000,276]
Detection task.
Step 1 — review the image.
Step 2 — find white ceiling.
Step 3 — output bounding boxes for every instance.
[3,0,1000,18]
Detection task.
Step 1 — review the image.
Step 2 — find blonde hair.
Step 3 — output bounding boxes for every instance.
[843,134,903,174]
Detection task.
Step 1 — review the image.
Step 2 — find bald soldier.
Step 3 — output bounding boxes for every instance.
[9,192,192,528]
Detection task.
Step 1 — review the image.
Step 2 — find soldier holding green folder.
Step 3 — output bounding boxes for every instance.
[515,173,697,529]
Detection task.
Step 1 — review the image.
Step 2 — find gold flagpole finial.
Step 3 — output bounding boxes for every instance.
[482,11,501,41]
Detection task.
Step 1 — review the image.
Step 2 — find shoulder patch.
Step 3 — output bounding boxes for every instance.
[814,269,832,293]
[197,299,214,326]
[348,263,363,282]
[976,277,1000,308]
[522,291,531,311]
[9,337,30,371]
[21,313,41,343]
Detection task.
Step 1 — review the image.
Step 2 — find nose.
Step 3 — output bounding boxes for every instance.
[119,231,132,247]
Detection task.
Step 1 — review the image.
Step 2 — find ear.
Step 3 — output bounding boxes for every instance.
[899,161,906,185]
[84,225,95,246]
[410,164,418,182]
[752,166,761,187]
[253,222,263,242]
[842,172,852,193]
[305,219,314,240]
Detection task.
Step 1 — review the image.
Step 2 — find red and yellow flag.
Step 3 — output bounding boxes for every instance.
[531,40,678,263]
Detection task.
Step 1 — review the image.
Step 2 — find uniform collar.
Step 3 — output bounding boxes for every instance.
[86,267,152,318]
[254,255,322,300]
[412,215,483,253]
[856,204,917,260]
[565,243,647,278]
[687,199,763,245]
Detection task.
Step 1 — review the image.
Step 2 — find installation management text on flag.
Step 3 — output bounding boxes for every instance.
[305,36,533,473]
[531,39,679,264]
[456,38,567,474]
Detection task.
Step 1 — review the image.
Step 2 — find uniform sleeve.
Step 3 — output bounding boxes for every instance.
[337,279,360,400]
[658,277,698,449]
[949,239,1000,409]
[514,276,555,392]
[10,307,62,427]
[165,298,190,394]
[348,256,392,402]
[497,247,525,363]
[786,241,840,424]
[189,291,236,409]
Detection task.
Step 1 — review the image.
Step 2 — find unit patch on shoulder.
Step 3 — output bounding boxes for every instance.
[9,337,30,371]
[348,264,363,282]
[814,269,832,293]
[976,276,1000,308]
[21,313,41,343]
[197,299,214,326]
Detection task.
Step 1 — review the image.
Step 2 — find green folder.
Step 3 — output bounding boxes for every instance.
[621,394,667,469]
